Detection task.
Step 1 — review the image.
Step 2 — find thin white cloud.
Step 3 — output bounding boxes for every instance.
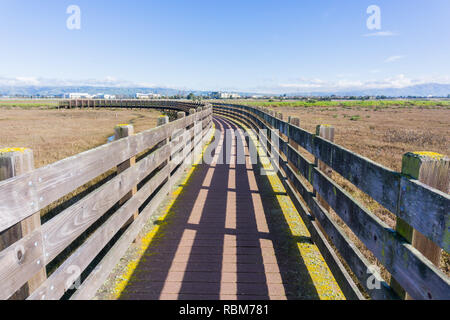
[384,55,405,63]
[0,76,159,88]
[363,31,398,37]
[279,83,323,89]
[266,74,450,94]
[2,74,450,95]
[0,76,41,86]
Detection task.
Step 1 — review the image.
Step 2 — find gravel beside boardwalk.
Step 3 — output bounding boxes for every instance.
[96,116,345,300]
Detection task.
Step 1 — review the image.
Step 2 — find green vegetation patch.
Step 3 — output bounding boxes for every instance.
[242,99,450,109]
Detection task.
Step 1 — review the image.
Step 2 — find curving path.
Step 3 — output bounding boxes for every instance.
[101,115,345,300]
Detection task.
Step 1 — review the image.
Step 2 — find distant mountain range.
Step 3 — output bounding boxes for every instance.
[0,86,187,97]
[288,83,450,97]
[1,83,449,98]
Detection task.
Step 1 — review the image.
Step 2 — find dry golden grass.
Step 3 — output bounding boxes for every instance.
[1,104,448,297]
[0,107,161,168]
[0,107,164,281]
[277,105,449,171]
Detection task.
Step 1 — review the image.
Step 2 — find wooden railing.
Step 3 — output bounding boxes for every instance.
[213,103,449,300]
[0,104,213,300]
[58,99,203,113]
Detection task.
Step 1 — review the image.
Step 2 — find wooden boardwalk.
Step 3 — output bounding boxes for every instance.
[99,116,345,300]
[1,102,447,300]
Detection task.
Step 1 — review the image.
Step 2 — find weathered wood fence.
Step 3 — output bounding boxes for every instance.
[213,103,449,300]
[58,99,203,113]
[0,103,213,300]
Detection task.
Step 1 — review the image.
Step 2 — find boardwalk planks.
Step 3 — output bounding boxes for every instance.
[0,103,212,300]
[0,109,210,233]
[212,103,450,300]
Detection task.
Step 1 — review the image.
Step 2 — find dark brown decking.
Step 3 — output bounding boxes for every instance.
[106,116,344,300]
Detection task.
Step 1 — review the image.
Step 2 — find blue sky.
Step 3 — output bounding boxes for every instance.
[0,0,449,93]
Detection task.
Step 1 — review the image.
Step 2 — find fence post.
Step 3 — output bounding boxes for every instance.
[0,148,47,299]
[287,116,301,159]
[157,115,169,126]
[289,116,300,127]
[392,151,449,299]
[157,115,170,179]
[114,124,139,224]
[273,112,288,163]
[314,125,335,212]
[176,112,188,169]
[197,107,204,132]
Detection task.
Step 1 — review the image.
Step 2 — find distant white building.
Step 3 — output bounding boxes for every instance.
[92,93,116,99]
[69,93,91,99]
[210,92,241,99]
[136,93,161,99]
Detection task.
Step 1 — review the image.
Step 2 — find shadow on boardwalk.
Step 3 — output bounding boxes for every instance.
[115,116,335,300]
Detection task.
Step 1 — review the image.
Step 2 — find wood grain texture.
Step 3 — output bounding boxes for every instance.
[115,124,138,223]
[398,177,450,252]
[0,148,46,299]
[314,124,335,215]
[310,167,449,300]
[280,142,394,299]
[393,152,450,299]
[70,121,212,300]
[27,165,171,300]
[213,104,450,300]
[71,178,173,300]
[42,144,171,263]
[0,112,208,233]
[0,230,45,300]
[214,104,449,252]
[244,115,365,300]
[216,110,367,300]
[218,108,394,300]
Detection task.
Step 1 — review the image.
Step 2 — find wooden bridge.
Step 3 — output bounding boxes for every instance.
[0,100,448,300]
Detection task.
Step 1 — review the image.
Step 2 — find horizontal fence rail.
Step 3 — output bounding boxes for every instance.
[213,103,449,300]
[0,103,213,300]
[57,99,203,113]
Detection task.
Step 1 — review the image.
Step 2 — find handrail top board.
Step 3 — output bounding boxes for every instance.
[213,104,449,252]
[0,108,212,233]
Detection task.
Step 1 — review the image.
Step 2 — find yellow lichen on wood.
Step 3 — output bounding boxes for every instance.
[225,115,346,300]
[108,125,215,299]
[411,151,445,160]
[0,147,28,154]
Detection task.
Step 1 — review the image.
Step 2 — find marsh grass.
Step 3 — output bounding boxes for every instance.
[0,107,161,167]
[238,99,450,109]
